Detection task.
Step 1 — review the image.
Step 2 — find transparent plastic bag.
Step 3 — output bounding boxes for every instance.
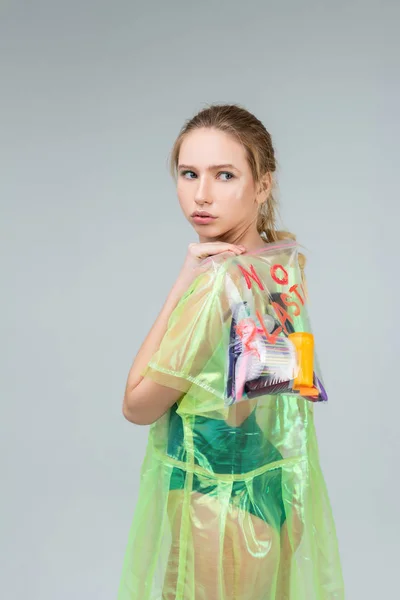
[224,241,327,405]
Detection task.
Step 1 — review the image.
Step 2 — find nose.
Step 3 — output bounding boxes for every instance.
[193,175,212,205]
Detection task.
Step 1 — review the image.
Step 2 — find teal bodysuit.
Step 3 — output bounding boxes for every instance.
[167,402,287,531]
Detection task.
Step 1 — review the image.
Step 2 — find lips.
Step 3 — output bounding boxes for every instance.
[192,213,217,225]
[192,212,216,218]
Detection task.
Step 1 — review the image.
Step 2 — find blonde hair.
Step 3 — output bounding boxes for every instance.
[169,103,307,276]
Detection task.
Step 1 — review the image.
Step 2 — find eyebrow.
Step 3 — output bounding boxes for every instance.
[178,163,239,172]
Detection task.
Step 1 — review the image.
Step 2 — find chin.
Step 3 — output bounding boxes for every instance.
[192,225,220,237]
[193,229,221,241]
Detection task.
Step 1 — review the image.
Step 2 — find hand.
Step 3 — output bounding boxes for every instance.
[176,241,247,289]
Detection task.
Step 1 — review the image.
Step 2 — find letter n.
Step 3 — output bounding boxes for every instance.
[238,264,264,290]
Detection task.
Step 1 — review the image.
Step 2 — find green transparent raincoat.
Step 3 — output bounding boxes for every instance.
[118,240,344,600]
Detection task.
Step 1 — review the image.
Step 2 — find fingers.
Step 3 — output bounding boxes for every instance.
[189,242,246,260]
[223,244,247,255]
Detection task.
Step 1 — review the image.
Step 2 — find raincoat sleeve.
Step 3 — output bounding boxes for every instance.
[139,265,231,410]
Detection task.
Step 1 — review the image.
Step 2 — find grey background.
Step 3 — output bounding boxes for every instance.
[1,1,398,598]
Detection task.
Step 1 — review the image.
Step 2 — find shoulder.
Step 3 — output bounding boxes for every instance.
[183,243,300,307]
[175,254,241,322]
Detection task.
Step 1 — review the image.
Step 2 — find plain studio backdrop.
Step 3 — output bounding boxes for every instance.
[0,1,398,598]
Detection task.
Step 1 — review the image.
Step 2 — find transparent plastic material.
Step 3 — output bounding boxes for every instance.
[118,240,344,600]
[223,244,327,404]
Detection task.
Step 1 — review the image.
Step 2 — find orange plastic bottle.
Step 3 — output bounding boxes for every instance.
[288,332,314,389]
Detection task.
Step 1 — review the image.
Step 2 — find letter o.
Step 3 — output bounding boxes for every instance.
[270,263,289,285]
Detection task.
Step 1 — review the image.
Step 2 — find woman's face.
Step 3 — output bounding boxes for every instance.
[177,127,266,245]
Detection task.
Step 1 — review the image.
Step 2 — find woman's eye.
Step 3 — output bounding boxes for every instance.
[218,171,234,181]
[180,170,196,179]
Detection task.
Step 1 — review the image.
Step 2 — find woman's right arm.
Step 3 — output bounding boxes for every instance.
[122,277,192,425]
[122,242,246,425]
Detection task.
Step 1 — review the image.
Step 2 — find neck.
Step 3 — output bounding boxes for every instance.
[199,229,269,253]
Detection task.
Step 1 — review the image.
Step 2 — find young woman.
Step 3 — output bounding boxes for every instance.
[117,104,345,600]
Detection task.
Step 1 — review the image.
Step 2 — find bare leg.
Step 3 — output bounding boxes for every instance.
[190,492,281,599]
[162,490,185,600]
[164,490,283,600]
[276,504,304,599]
[225,504,281,599]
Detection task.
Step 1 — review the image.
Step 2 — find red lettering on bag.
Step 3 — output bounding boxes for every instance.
[270,302,293,334]
[235,319,262,359]
[289,284,305,306]
[270,264,289,285]
[237,264,264,291]
[236,261,305,334]
[280,293,301,316]
[256,310,282,344]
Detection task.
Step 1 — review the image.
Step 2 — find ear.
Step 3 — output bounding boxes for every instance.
[255,172,272,205]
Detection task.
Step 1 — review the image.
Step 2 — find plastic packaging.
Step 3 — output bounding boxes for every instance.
[224,241,327,405]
